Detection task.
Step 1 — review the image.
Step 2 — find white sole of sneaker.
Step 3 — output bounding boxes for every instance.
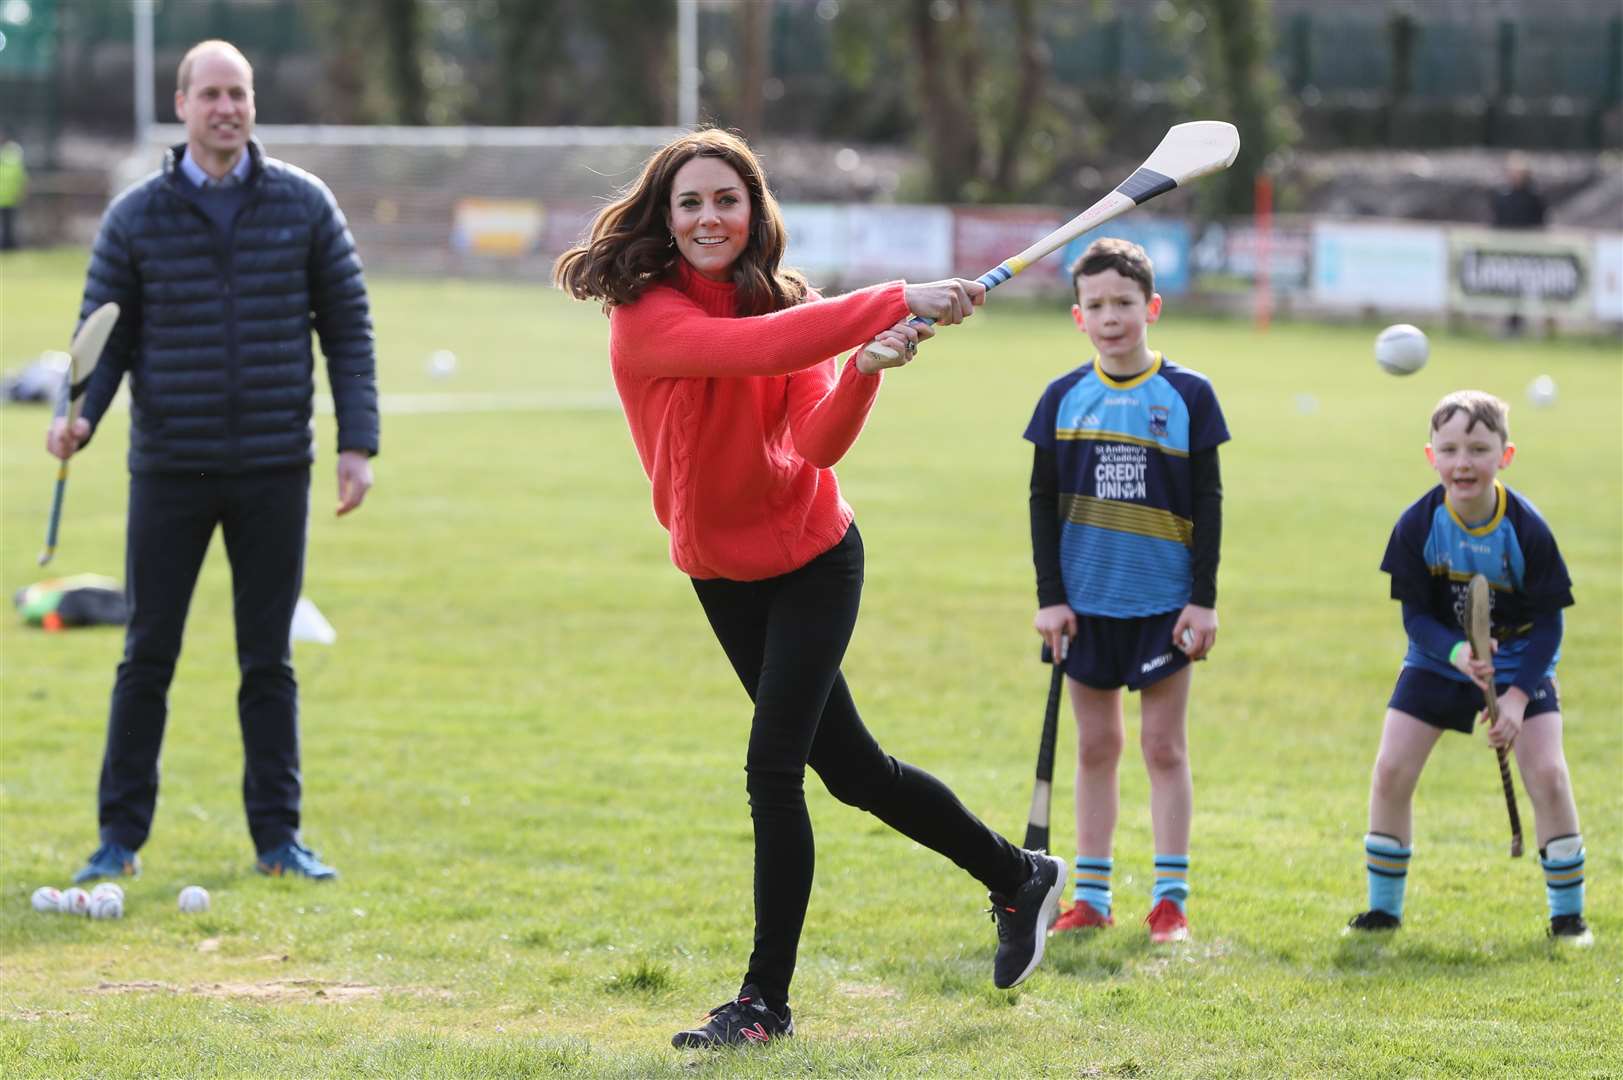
[1005,853,1068,988]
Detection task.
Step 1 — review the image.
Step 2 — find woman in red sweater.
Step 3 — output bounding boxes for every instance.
[555,129,1066,1049]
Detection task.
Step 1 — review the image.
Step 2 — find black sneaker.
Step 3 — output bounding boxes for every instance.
[990,852,1067,989]
[1549,914,1594,947]
[1345,909,1402,933]
[671,985,794,1049]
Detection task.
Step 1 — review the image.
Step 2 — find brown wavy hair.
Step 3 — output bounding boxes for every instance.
[553,128,808,316]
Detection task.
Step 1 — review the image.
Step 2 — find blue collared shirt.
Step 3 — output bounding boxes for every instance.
[180,147,250,188]
[179,147,252,236]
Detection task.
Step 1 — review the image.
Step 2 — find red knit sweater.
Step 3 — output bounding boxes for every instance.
[608,262,910,580]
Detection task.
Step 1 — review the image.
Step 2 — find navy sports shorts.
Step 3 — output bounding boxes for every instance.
[1060,609,1189,692]
[1388,666,1561,734]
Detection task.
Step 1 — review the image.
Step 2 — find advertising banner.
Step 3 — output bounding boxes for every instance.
[781,204,850,282]
[1059,219,1193,296]
[842,205,954,281]
[538,202,598,256]
[1190,222,1312,292]
[1311,222,1448,311]
[452,198,544,256]
[1448,228,1591,319]
[1590,235,1623,322]
[952,208,1070,294]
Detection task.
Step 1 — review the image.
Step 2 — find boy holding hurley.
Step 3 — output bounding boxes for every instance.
[1349,390,1590,944]
[1025,238,1228,943]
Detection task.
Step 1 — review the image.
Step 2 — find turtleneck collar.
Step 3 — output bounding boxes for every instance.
[674,258,738,318]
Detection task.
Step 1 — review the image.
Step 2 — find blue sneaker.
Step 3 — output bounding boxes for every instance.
[256,840,338,880]
[72,842,141,884]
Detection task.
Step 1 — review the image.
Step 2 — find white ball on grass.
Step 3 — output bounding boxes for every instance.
[59,887,92,916]
[1374,324,1429,375]
[90,882,125,904]
[1527,374,1558,408]
[89,892,124,920]
[426,349,458,379]
[178,885,211,913]
[31,886,63,913]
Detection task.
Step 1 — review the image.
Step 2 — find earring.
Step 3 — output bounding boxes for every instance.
[667,234,676,248]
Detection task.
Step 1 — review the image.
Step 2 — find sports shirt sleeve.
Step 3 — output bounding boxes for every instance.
[76,205,142,439]
[1402,602,1463,659]
[1186,377,1231,453]
[1029,445,1065,607]
[1022,380,1064,450]
[1380,504,1434,608]
[610,281,908,379]
[785,357,882,469]
[306,176,379,457]
[1511,505,1575,616]
[1189,446,1222,608]
[1513,614,1562,695]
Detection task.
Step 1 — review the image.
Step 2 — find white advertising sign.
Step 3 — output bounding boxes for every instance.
[1593,235,1623,321]
[781,204,849,281]
[842,205,954,281]
[1311,222,1448,312]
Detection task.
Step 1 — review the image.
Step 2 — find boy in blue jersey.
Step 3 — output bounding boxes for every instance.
[1348,390,1590,945]
[1025,238,1228,944]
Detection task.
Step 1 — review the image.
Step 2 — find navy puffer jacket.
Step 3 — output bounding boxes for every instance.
[78,140,379,474]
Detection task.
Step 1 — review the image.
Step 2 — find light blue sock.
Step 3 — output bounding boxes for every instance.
[1074,856,1112,916]
[1365,832,1411,918]
[1152,854,1189,913]
[1541,834,1585,919]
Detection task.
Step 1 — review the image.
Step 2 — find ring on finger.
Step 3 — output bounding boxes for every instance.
[905,338,916,355]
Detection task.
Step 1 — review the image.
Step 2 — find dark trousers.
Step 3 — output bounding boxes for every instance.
[0,206,15,250]
[691,523,1030,1007]
[98,467,309,854]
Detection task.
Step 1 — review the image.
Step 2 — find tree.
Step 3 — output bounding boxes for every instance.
[736,0,775,139]
[478,0,566,125]
[299,0,428,124]
[379,0,429,125]
[904,0,1051,202]
[1170,0,1293,215]
[576,0,677,125]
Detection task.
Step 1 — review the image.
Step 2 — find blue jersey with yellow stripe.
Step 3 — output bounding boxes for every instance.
[1381,481,1574,683]
[1023,354,1229,617]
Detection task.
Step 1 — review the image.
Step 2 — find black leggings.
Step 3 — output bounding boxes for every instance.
[691,523,1030,1007]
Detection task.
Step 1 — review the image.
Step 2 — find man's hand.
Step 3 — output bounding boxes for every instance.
[336,450,373,516]
[1034,604,1076,664]
[46,416,91,461]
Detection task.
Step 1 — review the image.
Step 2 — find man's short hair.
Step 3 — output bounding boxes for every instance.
[1430,389,1510,442]
[1070,237,1155,301]
[177,40,252,94]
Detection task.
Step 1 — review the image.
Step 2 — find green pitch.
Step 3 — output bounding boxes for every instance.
[2,249,1618,1077]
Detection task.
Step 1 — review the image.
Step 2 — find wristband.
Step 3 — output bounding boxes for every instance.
[1448,641,1468,666]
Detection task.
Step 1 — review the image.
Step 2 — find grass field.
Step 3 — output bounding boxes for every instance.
[2,247,1619,1077]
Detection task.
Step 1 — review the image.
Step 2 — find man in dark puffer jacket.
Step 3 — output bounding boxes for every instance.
[47,40,378,884]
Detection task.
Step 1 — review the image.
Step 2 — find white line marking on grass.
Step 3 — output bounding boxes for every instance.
[91,390,619,416]
[329,392,620,415]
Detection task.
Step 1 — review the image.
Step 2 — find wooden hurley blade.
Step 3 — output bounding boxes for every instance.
[1465,573,1497,722]
[39,302,120,566]
[66,302,120,424]
[1466,572,1523,857]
